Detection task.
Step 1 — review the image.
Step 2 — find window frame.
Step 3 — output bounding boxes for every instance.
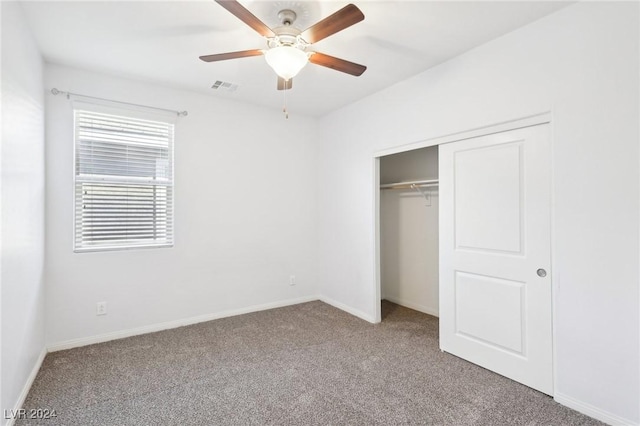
[72,103,176,253]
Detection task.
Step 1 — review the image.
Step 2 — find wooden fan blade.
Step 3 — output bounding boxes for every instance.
[309,52,366,76]
[277,77,293,90]
[301,4,364,44]
[215,0,275,38]
[199,49,263,62]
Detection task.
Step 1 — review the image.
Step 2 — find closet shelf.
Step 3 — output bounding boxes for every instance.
[380,179,439,190]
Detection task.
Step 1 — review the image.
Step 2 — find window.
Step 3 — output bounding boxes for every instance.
[74,109,174,252]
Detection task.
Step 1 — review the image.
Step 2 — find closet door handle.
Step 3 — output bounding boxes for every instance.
[536,268,547,278]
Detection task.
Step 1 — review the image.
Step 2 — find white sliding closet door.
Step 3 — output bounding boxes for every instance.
[439,124,553,395]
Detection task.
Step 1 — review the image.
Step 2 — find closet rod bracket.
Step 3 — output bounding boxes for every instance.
[411,183,431,206]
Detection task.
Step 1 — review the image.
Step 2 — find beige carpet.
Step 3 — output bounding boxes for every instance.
[18,300,602,425]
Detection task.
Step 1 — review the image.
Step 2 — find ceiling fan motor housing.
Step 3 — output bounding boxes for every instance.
[269,31,306,49]
[268,9,309,51]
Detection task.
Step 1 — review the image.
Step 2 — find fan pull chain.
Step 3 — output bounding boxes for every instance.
[282,82,289,119]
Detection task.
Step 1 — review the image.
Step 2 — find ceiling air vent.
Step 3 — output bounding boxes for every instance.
[211,80,238,92]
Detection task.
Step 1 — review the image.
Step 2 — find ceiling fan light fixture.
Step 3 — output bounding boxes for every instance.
[264,46,308,81]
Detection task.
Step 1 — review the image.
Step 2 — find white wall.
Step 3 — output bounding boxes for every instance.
[318,2,639,424]
[45,64,319,346]
[380,190,439,316]
[380,147,439,316]
[1,2,46,423]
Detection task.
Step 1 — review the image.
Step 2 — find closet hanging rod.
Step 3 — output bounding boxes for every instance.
[50,88,188,117]
[380,179,439,190]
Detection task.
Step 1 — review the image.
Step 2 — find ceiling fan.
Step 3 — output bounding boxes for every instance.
[200,0,367,91]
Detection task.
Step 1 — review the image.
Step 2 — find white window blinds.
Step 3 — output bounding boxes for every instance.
[74,109,174,251]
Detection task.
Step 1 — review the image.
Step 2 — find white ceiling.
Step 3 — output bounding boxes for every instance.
[21,1,571,117]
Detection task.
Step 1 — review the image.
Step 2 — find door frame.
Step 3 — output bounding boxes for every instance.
[372,111,554,383]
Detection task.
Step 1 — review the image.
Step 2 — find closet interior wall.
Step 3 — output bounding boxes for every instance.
[380,146,439,317]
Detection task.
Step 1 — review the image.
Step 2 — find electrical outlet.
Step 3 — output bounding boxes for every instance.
[96,301,107,316]
[289,275,296,286]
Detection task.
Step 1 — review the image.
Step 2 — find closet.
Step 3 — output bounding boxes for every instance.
[379,145,439,317]
[377,122,553,394]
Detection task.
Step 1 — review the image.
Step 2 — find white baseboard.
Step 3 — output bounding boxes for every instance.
[5,348,47,426]
[382,295,439,317]
[319,296,377,323]
[49,295,378,353]
[555,392,637,426]
[48,295,320,352]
